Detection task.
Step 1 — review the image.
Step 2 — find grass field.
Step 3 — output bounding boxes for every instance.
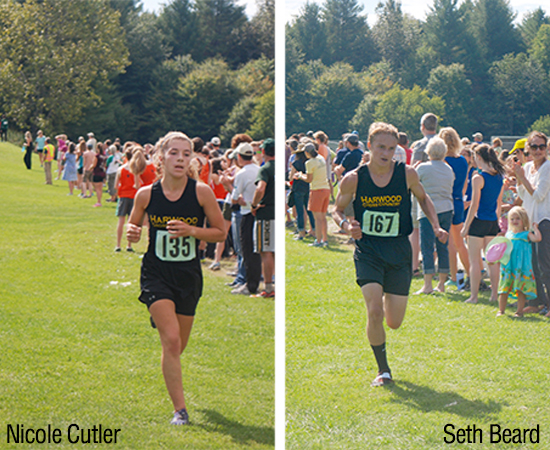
[286,228,550,450]
[0,143,274,449]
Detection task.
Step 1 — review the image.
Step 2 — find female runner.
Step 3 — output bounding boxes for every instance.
[127,131,226,425]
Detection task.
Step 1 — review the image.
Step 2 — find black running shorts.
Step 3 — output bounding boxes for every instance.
[139,256,203,316]
[354,236,412,296]
[468,217,500,238]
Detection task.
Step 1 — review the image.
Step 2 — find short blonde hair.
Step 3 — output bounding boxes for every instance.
[368,122,399,144]
[508,206,530,231]
[439,127,462,157]
[426,137,447,161]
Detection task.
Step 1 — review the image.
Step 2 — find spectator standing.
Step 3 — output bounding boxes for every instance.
[415,138,454,294]
[35,130,46,167]
[514,131,550,316]
[62,142,78,195]
[440,127,470,288]
[294,142,331,247]
[1,115,8,141]
[231,143,261,295]
[82,142,96,198]
[92,143,107,207]
[461,144,505,304]
[23,131,34,170]
[43,138,56,184]
[251,138,275,297]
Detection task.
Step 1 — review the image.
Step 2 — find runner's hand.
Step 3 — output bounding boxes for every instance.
[166,220,194,238]
[126,223,142,243]
[349,219,362,240]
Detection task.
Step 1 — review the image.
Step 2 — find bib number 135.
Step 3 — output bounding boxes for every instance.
[156,230,196,262]
[362,210,399,237]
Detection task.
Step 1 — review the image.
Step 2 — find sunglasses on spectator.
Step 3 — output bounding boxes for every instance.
[528,144,547,151]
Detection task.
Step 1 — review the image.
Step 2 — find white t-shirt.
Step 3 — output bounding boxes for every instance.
[518,159,550,224]
[232,163,260,215]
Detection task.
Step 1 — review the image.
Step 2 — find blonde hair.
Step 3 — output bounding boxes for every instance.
[153,131,197,180]
[508,206,530,231]
[439,127,462,157]
[129,147,147,189]
[368,122,399,144]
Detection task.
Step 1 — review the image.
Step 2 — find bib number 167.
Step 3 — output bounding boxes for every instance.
[156,230,196,262]
[362,210,399,237]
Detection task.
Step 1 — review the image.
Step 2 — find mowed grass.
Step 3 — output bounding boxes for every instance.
[286,229,550,450]
[0,144,274,449]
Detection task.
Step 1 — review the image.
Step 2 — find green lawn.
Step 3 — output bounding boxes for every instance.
[0,143,274,449]
[286,229,550,450]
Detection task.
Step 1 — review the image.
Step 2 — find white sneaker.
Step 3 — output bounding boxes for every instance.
[231,284,251,295]
[170,408,189,425]
[372,372,393,387]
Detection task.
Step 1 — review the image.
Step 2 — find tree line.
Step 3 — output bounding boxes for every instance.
[0,0,274,145]
[286,0,550,143]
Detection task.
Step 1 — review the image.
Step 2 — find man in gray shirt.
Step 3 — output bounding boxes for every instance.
[412,113,438,165]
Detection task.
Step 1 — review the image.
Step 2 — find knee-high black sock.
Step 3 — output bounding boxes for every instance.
[371,342,391,374]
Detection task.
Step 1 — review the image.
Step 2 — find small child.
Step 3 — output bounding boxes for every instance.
[497,206,541,317]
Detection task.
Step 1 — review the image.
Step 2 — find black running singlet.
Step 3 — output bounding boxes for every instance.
[144,179,205,268]
[353,162,412,244]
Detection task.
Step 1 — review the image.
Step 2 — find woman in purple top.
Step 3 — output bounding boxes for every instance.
[461,144,505,304]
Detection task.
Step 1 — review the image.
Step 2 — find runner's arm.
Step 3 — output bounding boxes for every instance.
[126,185,152,243]
[332,172,361,239]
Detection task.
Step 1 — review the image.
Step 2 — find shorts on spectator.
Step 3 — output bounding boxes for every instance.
[468,217,500,238]
[83,170,93,183]
[308,189,330,213]
[116,197,134,217]
[254,219,275,253]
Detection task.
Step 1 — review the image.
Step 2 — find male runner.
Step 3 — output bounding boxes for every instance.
[332,122,448,386]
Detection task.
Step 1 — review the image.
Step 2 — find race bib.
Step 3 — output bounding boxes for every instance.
[362,210,399,237]
[155,230,196,262]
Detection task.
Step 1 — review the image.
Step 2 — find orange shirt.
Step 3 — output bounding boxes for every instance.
[117,166,137,199]
[211,179,228,200]
[140,163,158,187]
[199,160,210,184]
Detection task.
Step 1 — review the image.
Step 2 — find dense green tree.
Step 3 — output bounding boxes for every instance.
[144,55,195,139]
[427,63,473,134]
[0,0,128,133]
[322,0,379,70]
[113,11,167,140]
[287,2,326,62]
[305,62,364,137]
[176,58,241,139]
[529,24,550,73]
[374,85,445,140]
[490,53,550,135]
[250,0,275,59]
[372,0,418,81]
[471,0,523,63]
[247,89,275,139]
[529,114,550,136]
[519,7,550,49]
[157,0,198,58]
[424,0,480,69]
[194,0,248,67]
[220,97,257,143]
[286,61,324,133]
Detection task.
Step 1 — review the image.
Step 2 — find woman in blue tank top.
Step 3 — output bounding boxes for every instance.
[461,144,505,305]
[440,127,470,288]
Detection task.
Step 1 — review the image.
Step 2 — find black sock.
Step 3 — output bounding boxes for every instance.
[371,342,391,375]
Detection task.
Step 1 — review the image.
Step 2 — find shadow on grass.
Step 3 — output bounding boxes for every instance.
[389,381,505,420]
[196,409,274,447]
